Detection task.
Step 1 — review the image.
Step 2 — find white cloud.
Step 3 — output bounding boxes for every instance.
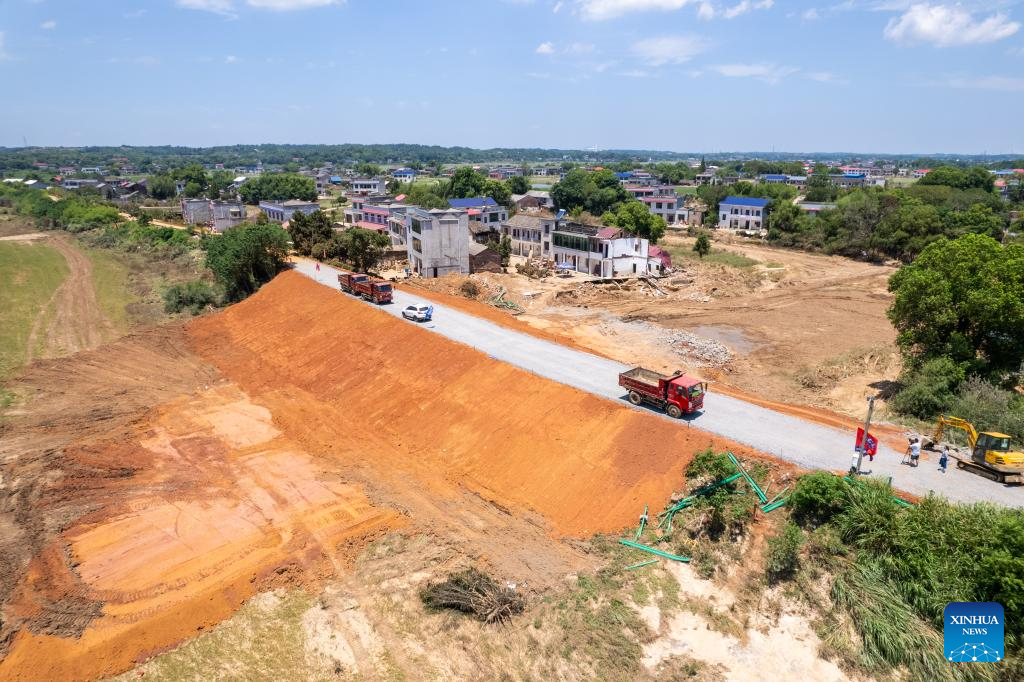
[177,0,339,14]
[945,74,1024,91]
[225,54,239,63]
[630,34,709,65]
[1008,46,1024,56]
[698,1,715,19]
[711,62,798,83]
[177,0,235,14]
[553,0,564,10]
[620,68,652,77]
[245,0,339,9]
[722,0,773,19]
[802,8,819,20]
[40,20,57,30]
[577,0,693,21]
[884,4,1020,47]
[536,41,555,54]
[0,32,9,61]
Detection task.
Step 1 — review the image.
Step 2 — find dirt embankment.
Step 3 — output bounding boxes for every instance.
[187,270,778,538]
[0,325,401,681]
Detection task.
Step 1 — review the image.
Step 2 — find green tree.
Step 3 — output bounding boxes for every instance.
[805,164,837,202]
[496,234,512,266]
[238,174,316,203]
[694,232,711,258]
[919,165,995,192]
[448,167,490,199]
[887,233,1024,379]
[507,175,530,194]
[601,200,667,243]
[485,179,512,207]
[342,227,390,272]
[355,162,382,177]
[149,174,177,200]
[288,210,334,256]
[204,223,290,301]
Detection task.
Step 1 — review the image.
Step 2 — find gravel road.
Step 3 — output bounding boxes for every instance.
[294,259,1022,507]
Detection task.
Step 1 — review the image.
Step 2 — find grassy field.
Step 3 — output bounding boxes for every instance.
[674,186,698,195]
[664,241,760,268]
[0,240,69,378]
[86,247,135,335]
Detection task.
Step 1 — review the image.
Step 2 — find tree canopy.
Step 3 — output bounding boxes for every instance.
[551,168,630,215]
[601,200,667,243]
[238,174,316,204]
[203,223,290,301]
[918,165,994,192]
[887,233,1024,380]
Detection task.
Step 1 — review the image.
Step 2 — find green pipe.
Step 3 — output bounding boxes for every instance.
[634,505,648,541]
[625,559,659,570]
[619,539,690,562]
[728,452,768,503]
[760,497,788,513]
[766,484,792,505]
[659,473,743,519]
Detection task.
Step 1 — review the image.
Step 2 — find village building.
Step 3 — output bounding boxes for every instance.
[501,211,555,259]
[259,199,321,223]
[551,222,663,277]
[405,207,470,278]
[718,196,769,233]
[181,198,246,233]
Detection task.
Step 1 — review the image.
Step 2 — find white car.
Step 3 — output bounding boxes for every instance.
[401,303,433,322]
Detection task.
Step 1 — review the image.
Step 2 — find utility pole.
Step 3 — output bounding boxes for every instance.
[855,396,876,475]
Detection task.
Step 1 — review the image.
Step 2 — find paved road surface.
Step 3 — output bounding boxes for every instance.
[294,260,1021,507]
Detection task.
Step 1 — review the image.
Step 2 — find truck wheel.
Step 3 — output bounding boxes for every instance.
[628,391,643,405]
[667,405,683,419]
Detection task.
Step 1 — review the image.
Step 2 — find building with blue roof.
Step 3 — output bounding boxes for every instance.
[447,197,507,227]
[718,196,769,233]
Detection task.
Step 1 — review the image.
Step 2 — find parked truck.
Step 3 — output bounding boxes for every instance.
[618,367,706,418]
[338,271,393,305]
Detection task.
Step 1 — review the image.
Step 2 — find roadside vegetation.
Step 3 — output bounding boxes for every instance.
[0,238,69,378]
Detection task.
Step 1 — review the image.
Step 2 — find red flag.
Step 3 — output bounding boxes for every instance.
[855,428,878,456]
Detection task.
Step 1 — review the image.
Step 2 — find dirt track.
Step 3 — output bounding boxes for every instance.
[24,234,113,363]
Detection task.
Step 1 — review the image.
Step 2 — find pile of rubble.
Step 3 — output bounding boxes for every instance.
[663,330,733,367]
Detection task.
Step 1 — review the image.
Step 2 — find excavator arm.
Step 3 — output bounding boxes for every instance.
[933,416,979,450]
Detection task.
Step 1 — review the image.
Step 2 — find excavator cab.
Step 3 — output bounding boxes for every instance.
[975,432,1024,466]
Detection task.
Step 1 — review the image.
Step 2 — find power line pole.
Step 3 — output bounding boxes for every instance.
[855,396,876,475]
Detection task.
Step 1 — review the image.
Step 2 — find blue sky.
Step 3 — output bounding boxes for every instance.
[1,0,1023,153]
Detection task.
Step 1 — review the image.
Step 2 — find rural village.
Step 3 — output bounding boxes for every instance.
[2,1,1024,681]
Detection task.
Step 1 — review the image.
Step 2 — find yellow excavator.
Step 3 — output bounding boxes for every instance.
[929,416,1024,484]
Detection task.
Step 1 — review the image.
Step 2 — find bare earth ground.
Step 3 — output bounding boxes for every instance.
[0,273,824,681]
[406,234,901,421]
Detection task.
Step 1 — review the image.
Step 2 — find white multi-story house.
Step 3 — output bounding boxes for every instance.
[405,207,470,278]
[259,199,321,223]
[349,177,387,195]
[718,196,768,233]
[501,211,555,259]
[639,194,684,224]
[181,198,245,233]
[551,222,662,277]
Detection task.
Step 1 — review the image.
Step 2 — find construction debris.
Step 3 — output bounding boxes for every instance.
[420,568,526,624]
[663,330,733,367]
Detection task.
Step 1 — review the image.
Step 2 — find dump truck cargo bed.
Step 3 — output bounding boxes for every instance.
[619,367,681,388]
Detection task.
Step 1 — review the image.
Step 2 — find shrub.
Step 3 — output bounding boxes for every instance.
[765,521,803,581]
[947,375,1024,442]
[890,357,965,419]
[163,280,219,314]
[459,279,480,298]
[420,568,525,624]
[790,472,848,527]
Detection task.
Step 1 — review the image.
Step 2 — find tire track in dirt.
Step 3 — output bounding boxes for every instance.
[24,234,115,363]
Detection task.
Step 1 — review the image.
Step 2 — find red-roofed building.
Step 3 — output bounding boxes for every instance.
[552,220,665,277]
[649,245,672,270]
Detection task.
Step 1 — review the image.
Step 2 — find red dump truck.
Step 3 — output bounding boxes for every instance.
[337,271,393,304]
[618,367,706,418]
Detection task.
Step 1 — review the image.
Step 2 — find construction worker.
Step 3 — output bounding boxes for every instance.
[907,437,921,467]
[939,445,949,473]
